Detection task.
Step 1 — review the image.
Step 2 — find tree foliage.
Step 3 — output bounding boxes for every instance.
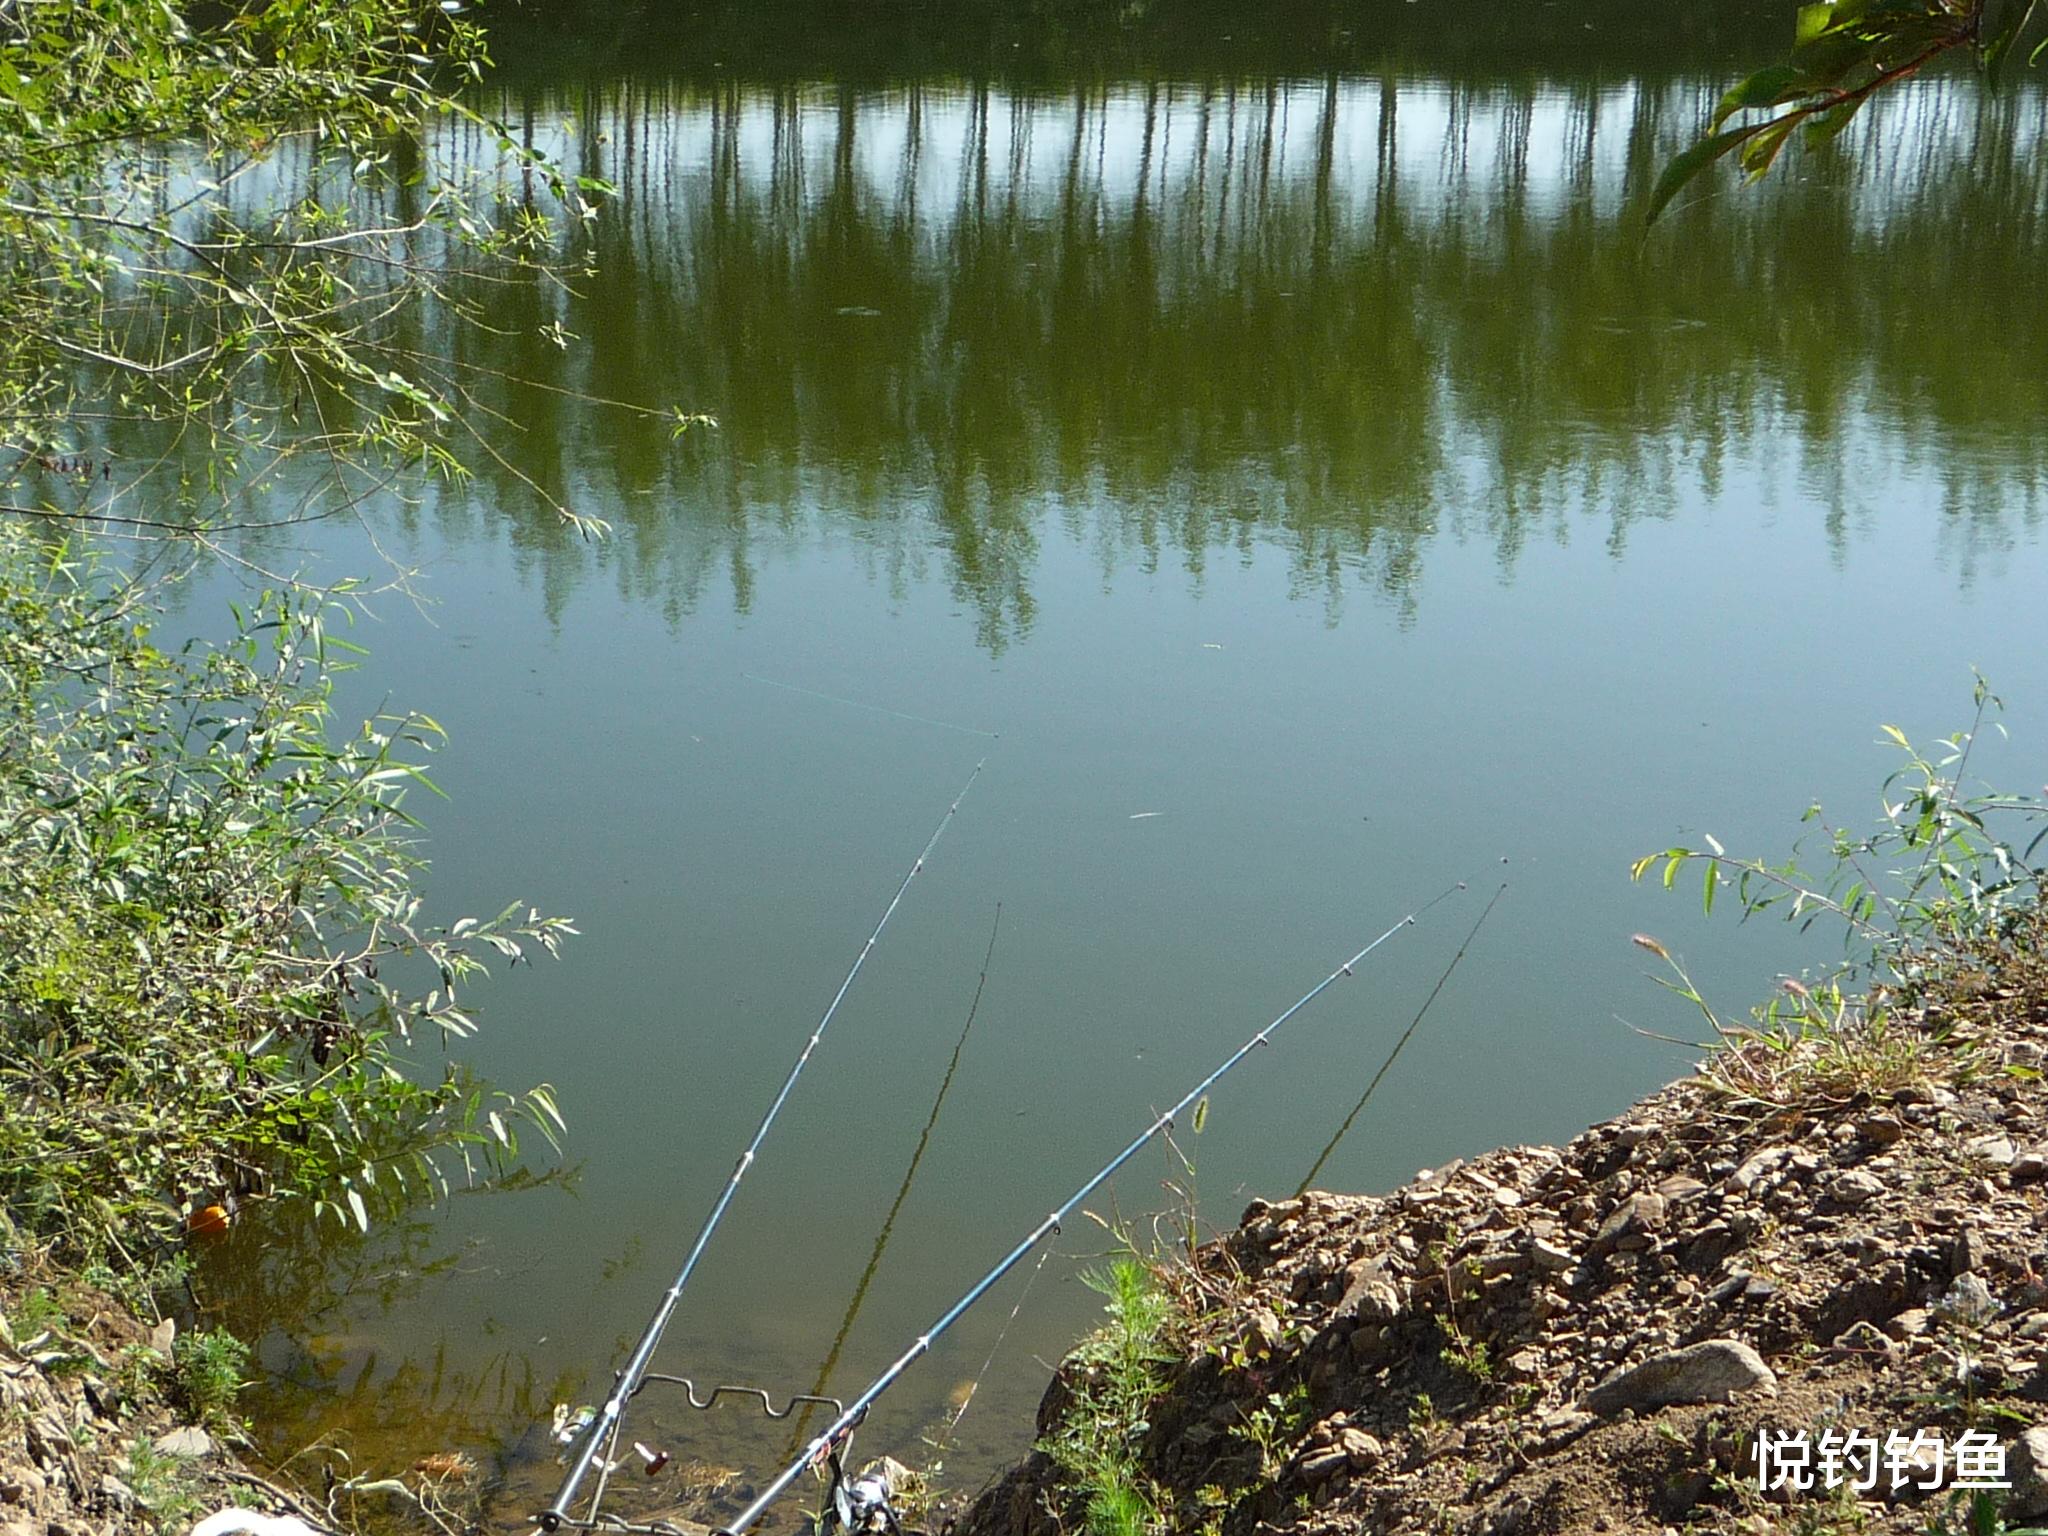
[0,0,606,1265]
[1647,0,2043,224]
[0,0,632,543]
[0,528,572,1259]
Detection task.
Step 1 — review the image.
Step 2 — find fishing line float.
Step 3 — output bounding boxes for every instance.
[540,759,987,1532]
[718,879,1468,1536]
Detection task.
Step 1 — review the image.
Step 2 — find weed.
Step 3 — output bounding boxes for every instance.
[1632,688,2048,1108]
[1924,1489,2048,1536]
[1409,1392,1443,1437]
[1431,1247,1493,1383]
[6,1286,63,1337]
[1231,1383,1311,1481]
[121,1438,204,1531]
[1040,1254,1176,1536]
[171,1329,250,1431]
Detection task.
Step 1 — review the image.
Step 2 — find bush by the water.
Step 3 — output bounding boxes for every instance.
[0,530,571,1266]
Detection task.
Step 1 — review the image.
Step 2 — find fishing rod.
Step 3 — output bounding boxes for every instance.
[1296,878,1508,1196]
[540,760,987,1533]
[783,904,1005,1459]
[718,879,1468,1536]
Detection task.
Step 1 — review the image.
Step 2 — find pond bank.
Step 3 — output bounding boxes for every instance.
[959,911,2048,1536]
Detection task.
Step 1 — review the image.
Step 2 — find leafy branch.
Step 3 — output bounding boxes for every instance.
[1646,0,2043,225]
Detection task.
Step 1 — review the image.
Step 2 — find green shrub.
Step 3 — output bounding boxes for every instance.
[1041,1256,1177,1536]
[0,530,571,1265]
[170,1328,250,1430]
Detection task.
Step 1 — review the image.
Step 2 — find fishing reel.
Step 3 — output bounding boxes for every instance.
[822,1454,907,1536]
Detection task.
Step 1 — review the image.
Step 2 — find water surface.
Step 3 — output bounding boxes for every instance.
[164,8,2048,1522]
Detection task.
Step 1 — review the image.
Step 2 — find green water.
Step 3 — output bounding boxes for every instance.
[178,4,2048,1523]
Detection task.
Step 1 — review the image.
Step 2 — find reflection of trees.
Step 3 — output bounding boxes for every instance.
[193,72,2048,645]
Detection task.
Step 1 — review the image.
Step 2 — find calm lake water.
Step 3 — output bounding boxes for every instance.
[169,3,2048,1522]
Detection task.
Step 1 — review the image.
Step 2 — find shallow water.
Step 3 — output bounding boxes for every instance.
[162,5,2048,1524]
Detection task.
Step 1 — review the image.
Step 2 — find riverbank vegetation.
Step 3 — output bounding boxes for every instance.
[0,0,618,1282]
[0,530,571,1269]
[1,0,594,1522]
[0,0,608,1424]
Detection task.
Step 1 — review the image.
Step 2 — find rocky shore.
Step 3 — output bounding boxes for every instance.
[963,926,2048,1536]
[1,1280,266,1536]
[0,1274,449,1536]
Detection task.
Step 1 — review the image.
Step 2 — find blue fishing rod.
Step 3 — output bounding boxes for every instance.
[540,760,987,1533]
[719,880,1468,1536]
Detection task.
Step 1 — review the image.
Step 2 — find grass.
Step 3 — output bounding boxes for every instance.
[1232,1384,1311,1482]
[1040,1255,1177,1536]
[1631,691,2048,1111]
[120,1436,206,1532]
[171,1328,250,1433]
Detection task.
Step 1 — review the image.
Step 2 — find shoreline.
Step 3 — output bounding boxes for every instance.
[957,917,2048,1536]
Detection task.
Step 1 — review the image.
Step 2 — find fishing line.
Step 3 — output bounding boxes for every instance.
[541,759,989,1532]
[1296,877,1509,1197]
[783,903,1006,1457]
[742,672,1000,740]
[718,878,1468,1536]
[934,1245,1054,1456]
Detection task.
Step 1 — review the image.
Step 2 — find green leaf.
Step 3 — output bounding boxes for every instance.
[1644,125,1764,228]
[1713,65,1815,130]
[1703,861,1718,916]
[1983,0,2041,87]
[1803,94,1869,147]
[1739,117,1799,180]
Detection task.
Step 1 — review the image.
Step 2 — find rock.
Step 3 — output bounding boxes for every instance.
[1581,1339,1777,1417]
[146,1319,175,1355]
[1827,1170,1884,1207]
[1529,1239,1576,1273]
[1967,1134,2018,1167]
[1339,1428,1384,1470]
[1536,1408,1595,1438]
[1593,1193,1665,1251]
[1829,1320,1896,1357]
[1857,1114,1905,1146]
[1730,1147,1794,1193]
[2018,1314,2048,1342]
[98,1475,134,1512]
[1296,1446,1350,1485]
[1941,1274,2000,1326]
[1336,1260,1403,1326]
[152,1426,213,1459]
[2014,1150,2048,1183]
[2013,1427,2048,1519]
[1884,1308,1932,1340]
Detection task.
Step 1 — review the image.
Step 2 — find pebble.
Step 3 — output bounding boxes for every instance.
[1827,1170,1884,1207]
[2013,1426,2048,1519]
[1968,1134,2019,1166]
[1530,1239,1576,1272]
[1944,1273,2001,1324]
